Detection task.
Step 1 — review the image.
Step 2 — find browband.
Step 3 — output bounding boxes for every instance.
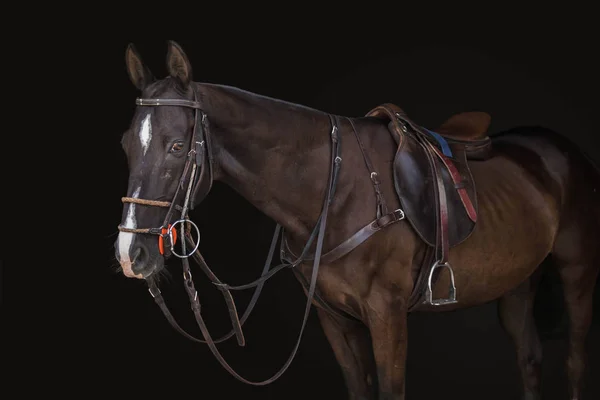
[136,98,202,109]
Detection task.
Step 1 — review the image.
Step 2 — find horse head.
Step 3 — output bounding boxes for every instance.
[115,41,210,279]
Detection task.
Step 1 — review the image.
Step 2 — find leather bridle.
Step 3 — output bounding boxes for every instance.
[117,84,409,385]
[118,86,253,347]
[117,89,213,254]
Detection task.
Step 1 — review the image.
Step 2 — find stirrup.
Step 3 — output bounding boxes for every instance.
[423,261,458,306]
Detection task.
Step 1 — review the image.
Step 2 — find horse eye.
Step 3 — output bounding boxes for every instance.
[170,141,184,153]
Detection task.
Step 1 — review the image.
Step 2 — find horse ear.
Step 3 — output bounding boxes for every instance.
[166,40,192,88]
[125,43,154,90]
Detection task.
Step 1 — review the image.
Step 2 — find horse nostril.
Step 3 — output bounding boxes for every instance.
[131,247,141,264]
[131,245,149,274]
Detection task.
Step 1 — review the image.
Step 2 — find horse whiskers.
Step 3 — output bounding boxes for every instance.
[150,264,173,285]
[110,257,123,274]
[105,230,119,239]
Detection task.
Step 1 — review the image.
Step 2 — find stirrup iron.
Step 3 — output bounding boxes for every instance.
[423,261,458,306]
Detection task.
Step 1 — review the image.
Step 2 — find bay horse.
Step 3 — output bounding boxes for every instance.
[114,41,599,399]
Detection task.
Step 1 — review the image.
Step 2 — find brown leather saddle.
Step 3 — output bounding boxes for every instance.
[366,103,492,308]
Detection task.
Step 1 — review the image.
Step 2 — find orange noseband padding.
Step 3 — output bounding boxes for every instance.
[158,224,178,255]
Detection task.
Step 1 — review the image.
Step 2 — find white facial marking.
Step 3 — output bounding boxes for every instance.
[118,187,143,279]
[139,113,152,156]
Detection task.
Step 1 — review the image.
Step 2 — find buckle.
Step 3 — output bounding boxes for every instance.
[374,209,405,229]
[148,285,161,298]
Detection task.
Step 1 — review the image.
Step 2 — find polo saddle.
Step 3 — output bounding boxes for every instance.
[366,103,492,309]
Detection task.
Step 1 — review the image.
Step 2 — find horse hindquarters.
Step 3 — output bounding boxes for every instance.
[550,148,600,399]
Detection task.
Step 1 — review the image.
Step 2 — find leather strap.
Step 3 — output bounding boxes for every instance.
[186,244,246,346]
[281,208,404,265]
[428,145,477,222]
[191,113,215,208]
[147,224,283,346]
[136,98,202,108]
[347,118,389,218]
[423,139,450,265]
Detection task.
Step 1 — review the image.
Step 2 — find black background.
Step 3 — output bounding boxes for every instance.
[8,11,600,400]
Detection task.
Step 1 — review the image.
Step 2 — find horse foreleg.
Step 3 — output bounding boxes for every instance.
[498,271,543,400]
[316,309,377,400]
[365,285,409,400]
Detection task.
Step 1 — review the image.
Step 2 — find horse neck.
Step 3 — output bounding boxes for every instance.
[198,83,335,238]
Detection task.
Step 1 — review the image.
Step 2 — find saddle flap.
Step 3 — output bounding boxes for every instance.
[393,133,477,248]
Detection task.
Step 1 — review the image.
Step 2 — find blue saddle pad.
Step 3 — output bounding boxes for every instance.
[423,128,453,158]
